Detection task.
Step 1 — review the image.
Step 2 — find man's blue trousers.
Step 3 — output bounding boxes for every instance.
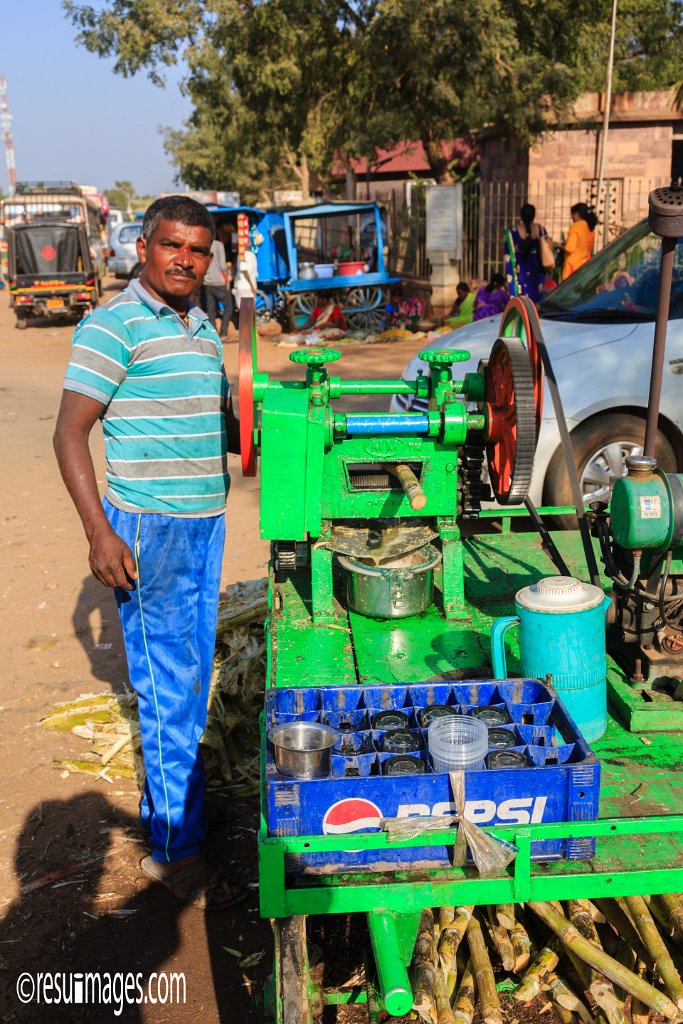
[104,498,225,863]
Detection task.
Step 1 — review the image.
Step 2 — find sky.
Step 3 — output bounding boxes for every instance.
[0,3,193,197]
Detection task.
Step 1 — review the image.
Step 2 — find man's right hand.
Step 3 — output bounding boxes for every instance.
[88,523,138,591]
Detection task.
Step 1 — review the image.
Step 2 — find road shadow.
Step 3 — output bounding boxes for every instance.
[0,791,268,1022]
[71,574,128,690]
[0,792,178,1023]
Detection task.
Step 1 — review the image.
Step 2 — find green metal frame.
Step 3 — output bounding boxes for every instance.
[252,335,683,1020]
[259,814,683,919]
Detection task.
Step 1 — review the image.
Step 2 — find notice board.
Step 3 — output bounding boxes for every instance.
[426,184,463,258]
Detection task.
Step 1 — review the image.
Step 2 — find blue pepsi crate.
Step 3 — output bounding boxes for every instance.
[264,679,600,875]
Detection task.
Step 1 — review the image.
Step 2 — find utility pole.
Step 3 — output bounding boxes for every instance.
[0,76,17,194]
[594,0,618,250]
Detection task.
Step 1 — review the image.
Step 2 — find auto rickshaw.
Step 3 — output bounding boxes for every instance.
[6,221,98,329]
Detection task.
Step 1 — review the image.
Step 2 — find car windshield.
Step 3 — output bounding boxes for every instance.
[119,224,142,244]
[538,219,683,321]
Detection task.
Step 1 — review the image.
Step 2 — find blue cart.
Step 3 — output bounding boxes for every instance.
[280,201,400,329]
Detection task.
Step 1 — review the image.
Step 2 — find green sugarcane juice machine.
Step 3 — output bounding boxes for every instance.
[237,187,683,1022]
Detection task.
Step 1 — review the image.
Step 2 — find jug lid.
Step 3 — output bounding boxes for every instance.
[516,576,605,613]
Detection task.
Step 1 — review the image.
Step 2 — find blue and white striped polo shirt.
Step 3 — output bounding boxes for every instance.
[63,278,230,516]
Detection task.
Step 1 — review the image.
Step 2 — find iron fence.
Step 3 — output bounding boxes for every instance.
[383,177,668,288]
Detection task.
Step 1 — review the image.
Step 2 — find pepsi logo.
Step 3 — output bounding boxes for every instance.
[322,798,382,835]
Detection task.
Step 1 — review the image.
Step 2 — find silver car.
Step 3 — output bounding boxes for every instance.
[391,219,683,507]
[107,221,142,279]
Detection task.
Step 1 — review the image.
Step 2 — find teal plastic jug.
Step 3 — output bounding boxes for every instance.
[490,576,611,743]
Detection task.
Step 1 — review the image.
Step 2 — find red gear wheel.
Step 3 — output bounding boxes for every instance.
[484,336,537,505]
[500,296,544,440]
[238,297,257,477]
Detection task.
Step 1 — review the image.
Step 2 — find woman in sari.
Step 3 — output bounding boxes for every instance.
[561,203,598,280]
[504,203,549,304]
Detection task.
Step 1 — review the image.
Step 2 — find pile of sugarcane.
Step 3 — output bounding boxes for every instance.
[409,895,683,1024]
[40,578,268,794]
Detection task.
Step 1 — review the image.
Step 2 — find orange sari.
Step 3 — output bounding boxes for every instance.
[562,219,595,280]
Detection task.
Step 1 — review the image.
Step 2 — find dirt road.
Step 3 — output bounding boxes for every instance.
[0,280,422,1023]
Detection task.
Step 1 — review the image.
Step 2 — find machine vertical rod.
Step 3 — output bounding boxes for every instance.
[644,237,676,458]
[367,911,413,1017]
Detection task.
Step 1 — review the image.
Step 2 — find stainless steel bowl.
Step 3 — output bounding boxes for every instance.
[268,722,337,779]
[338,544,441,619]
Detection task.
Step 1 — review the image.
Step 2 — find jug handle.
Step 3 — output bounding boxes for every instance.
[490,616,519,679]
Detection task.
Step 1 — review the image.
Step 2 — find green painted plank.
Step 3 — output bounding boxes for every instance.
[349,600,488,684]
[270,570,357,688]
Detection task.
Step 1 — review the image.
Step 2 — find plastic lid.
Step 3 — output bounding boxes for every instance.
[428,716,488,767]
[516,576,605,613]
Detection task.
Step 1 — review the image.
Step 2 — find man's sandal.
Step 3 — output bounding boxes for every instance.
[140,855,247,912]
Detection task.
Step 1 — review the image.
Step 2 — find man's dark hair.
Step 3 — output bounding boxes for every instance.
[141,195,215,241]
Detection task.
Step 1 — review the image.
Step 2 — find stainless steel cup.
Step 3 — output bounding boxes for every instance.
[268,722,337,779]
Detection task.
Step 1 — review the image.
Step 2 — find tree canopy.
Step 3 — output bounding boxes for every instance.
[65,0,683,200]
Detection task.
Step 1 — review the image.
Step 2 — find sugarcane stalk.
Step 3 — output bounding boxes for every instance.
[514,947,559,1002]
[452,958,476,1024]
[485,906,515,972]
[412,961,438,1024]
[543,976,576,1024]
[566,900,626,1024]
[586,900,606,924]
[434,964,456,1024]
[594,898,653,969]
[544,972,592,1024]
[509,914,532,974]
[415,908,436,963]
[496,904,516,931]
[466,915,502,1024]
[625,894,683,1011]
[657,893,683,946]
[413,909,438,1020]
[631,960,651,1024]
[527,901,679,1020]
[643,893,672,932]
[438,907,472,999]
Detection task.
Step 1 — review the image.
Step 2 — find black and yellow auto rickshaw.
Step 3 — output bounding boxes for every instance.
[7,221,98,329]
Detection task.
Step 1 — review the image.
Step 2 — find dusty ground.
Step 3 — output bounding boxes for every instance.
[0,279,425,1023]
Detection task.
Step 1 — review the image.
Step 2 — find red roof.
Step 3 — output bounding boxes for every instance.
[335,140,477,177]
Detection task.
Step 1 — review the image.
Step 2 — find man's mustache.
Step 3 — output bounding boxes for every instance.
[165,267,196,280]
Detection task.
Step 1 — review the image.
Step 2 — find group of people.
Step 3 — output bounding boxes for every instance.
[505,201,598,302]
[447,200,598,327]
[198,222,262,341]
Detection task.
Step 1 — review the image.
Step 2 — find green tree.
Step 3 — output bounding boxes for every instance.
[105,179,136,213]
[65,0,683,192]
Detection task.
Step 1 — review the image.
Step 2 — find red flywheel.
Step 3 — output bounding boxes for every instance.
[238,297,257,477]
[499,296,544,441]
[484,336,537,505]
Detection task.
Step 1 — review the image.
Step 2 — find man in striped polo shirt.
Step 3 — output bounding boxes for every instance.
[53,196,245,911]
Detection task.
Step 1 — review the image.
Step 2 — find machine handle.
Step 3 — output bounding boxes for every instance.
[490,615,520,678]
[387,463,427,510]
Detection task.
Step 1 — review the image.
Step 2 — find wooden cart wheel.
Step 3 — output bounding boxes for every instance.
[274,917,316,1024]
[500,296,544,440]
[238,297,257,477]
[344,285,384,330]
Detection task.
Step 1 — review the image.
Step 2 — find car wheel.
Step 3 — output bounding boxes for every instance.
[15,317,27,330]
[543,412,677,525]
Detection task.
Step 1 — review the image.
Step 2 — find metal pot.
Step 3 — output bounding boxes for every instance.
[268,722,337,779]
[338,544,441,619]
[299,262,318,280]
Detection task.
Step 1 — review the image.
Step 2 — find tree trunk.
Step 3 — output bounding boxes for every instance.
[422,129,454,184]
